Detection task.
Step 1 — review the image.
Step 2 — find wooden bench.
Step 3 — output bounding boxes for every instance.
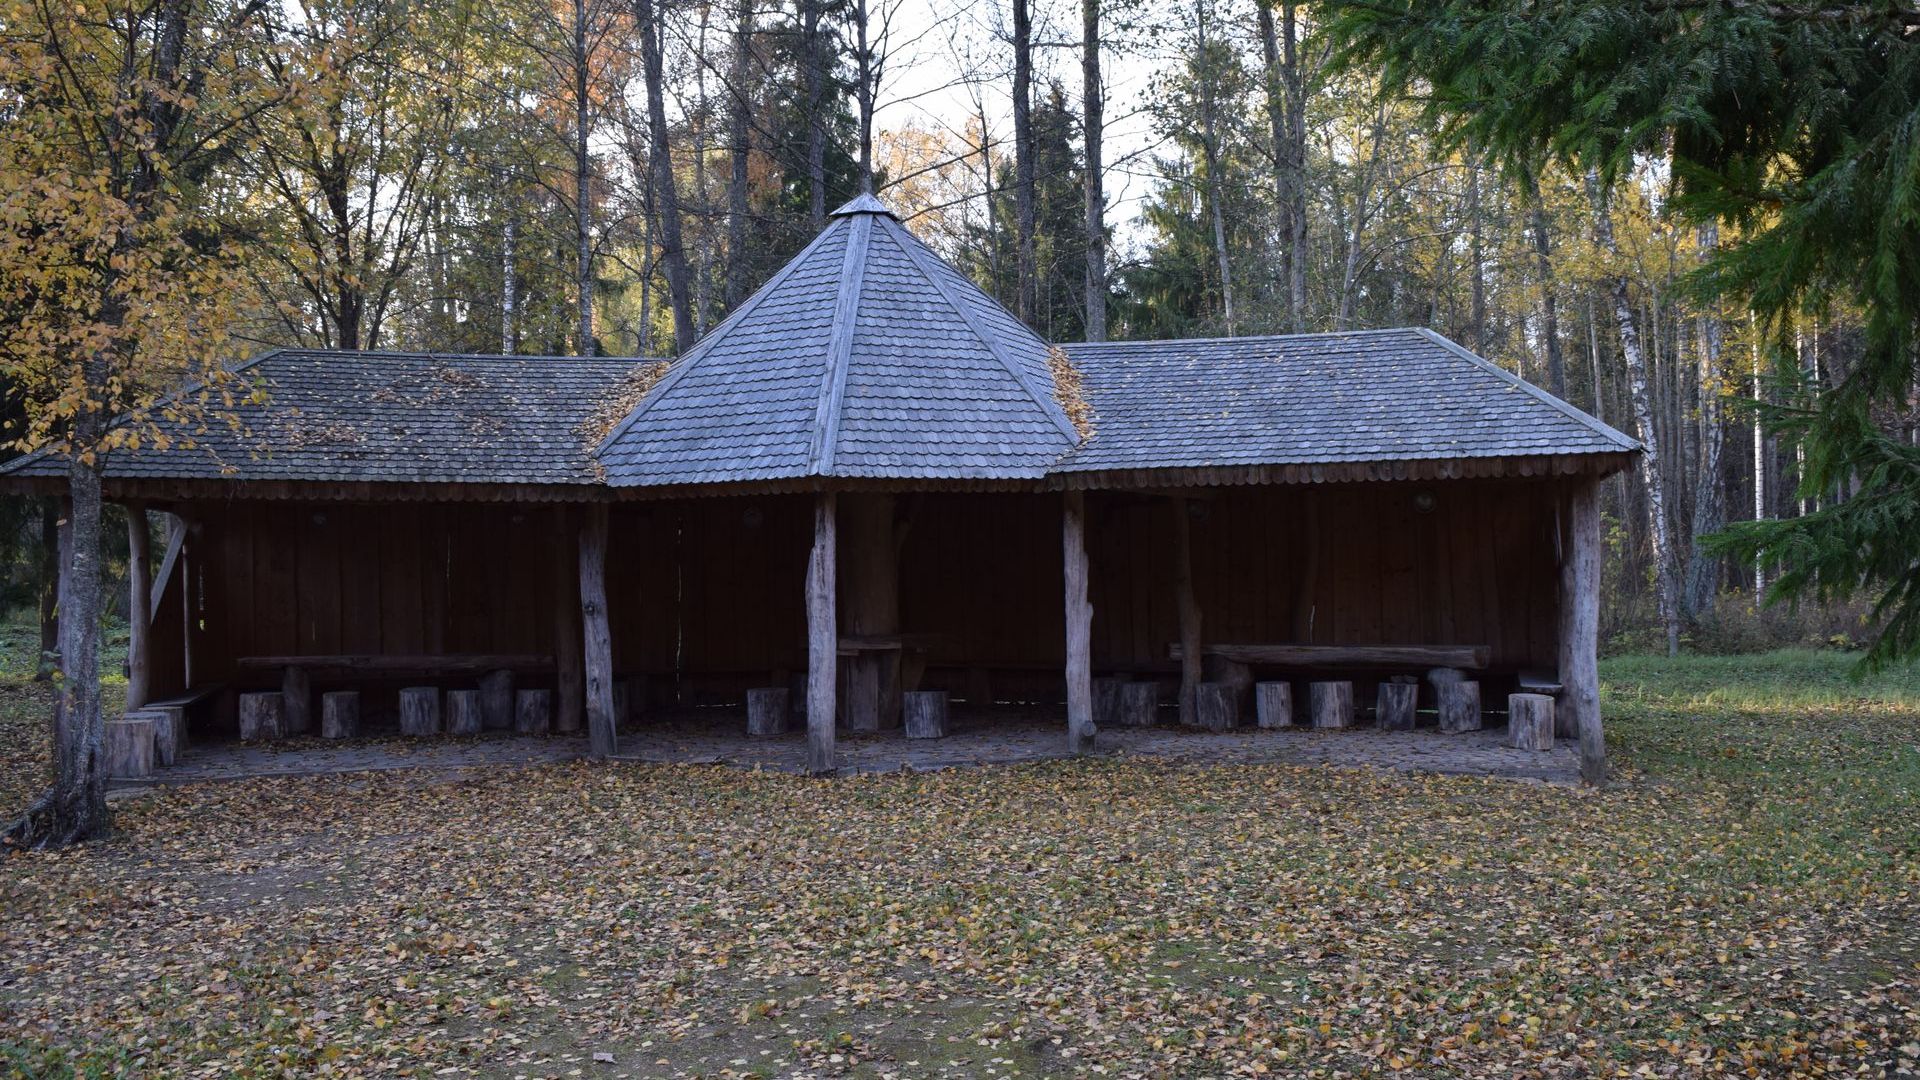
[1167,643,1492,669]
[237,654,555,679]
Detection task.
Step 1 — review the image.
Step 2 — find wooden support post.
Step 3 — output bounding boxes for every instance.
[1376,681,1417,731]
[1062,490,1095,754]
[747,688,789,736]
[580,502,617,759]
[125,503,152,711]
[515,689,554,735]
[1310,681,1354,729]
[238,692,284,741]
[553,506,585,735]
[1509,693,1555,750]
[842,494,901,730]
[321,691,361,739]
[447,689,484,735]
[480,670,515,730]
[1438,681,1482,734]
[1118,681,1159,726]
[1171,496,1203,728]
[903,690,949,739]
[806,491,838,774]
[1195,682,1237,731]
[398,687,441,736]
[1255,682,1293,729]
[1558,479,1606,785]
[282,666,312,736]
[105,716,156,779]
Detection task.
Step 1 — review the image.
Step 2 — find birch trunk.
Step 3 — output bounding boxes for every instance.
[1586,171,1680,655]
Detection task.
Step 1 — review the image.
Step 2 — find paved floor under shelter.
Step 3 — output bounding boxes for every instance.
[120,705,1582,789]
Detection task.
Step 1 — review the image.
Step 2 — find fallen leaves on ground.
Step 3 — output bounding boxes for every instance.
[1,653,1916,1078]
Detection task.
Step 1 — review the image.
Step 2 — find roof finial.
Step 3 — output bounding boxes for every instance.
[829,192,895,218]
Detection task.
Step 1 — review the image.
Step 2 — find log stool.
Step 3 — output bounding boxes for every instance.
[238,692,284,742]
[128,706,185,766]
[515,689,554,735]
[1118,682,1159,726]
[1310,681,1354,729]
[105,716,157,779]
[1255,682,1293,729]
[1093,676,1130,728]
[321,691,361,739]
[1438,681,1482,734]
[1508,693,1554,750]
[903,690,950,739]
[1195,681,1238,731]
[446,690,484,736]
[398,687,441,736]
[746,688,789,736]
[1375,681,1418,731]
[479,669,515,730]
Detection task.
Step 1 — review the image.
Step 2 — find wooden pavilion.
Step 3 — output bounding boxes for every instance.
[0,194,1636,777]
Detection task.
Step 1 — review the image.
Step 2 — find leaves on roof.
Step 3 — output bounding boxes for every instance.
[1048,345,1094,441]
[579,361,670,450]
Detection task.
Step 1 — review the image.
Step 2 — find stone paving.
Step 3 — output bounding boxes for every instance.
[125,705,1581,788]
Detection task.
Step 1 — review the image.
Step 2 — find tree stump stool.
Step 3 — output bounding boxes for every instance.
[1118,682,1159,726]
[281,666,312,736]
[128,706,185,766]
[1195,681,1238,731]
[1438,681,1482,733]
[746,688,790,736]
[321,691,361,739]
[904,690,950,739]
[1508,693,1555,750]
[446,690,484,736]
[479,670,515,730]
[398,687,441,736]
[1093,676,1130,728]
[515,689,554,735]
[1375,681,1418,731]
[1310,681,1354,729]
[105,716,157,779]
[1255,682,1294,729]
[238,692,284,742]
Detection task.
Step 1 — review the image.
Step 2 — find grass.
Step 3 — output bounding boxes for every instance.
[0,648,1915,1078]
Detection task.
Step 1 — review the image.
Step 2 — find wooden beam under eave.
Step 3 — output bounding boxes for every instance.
[1062,490,1095,754]
[1557,477,1605,786]
[579,502,617,758]
[806,491,838,775]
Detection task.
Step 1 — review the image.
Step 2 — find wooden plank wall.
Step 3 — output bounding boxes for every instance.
[178,479,1561,707]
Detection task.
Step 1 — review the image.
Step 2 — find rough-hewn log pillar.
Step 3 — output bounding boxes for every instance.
[1171,496,1203,728]
[841,493,900,730]
[580,502,617,759]
[806,492,839,774]
[1558,478,1606,785]
[1062,490,1095,754]
[553,506,586,735]
[124,503,151,710]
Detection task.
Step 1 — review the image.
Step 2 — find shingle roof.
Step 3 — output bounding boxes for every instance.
[1054,328,1637,474]
[2,350,644,486]
[594,195,1079,486]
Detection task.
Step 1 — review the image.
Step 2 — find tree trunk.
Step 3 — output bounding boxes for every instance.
[1684,224,1727,620]
[638,0,695,354]
[1062,490,1094,754]
[725,0,754,309]
[501,215,517,354]
[1560,478,1606,785]
[803,0,827,227]
[1522,170,1567,397]
[1587,171,1680,656]
[574,0,595,355]
[580,503,617,758]
[851,0,875,193]
[806,492,837,774]
[1012,0,1036,323]
[1751,316,1768,597]
[1194,0,1234,335]
[1256,0,1308,332]
[1081,0,1106,341]
[1466,157,1487,355]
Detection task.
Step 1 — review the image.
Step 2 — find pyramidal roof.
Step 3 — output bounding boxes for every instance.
[595,195,1080,486]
